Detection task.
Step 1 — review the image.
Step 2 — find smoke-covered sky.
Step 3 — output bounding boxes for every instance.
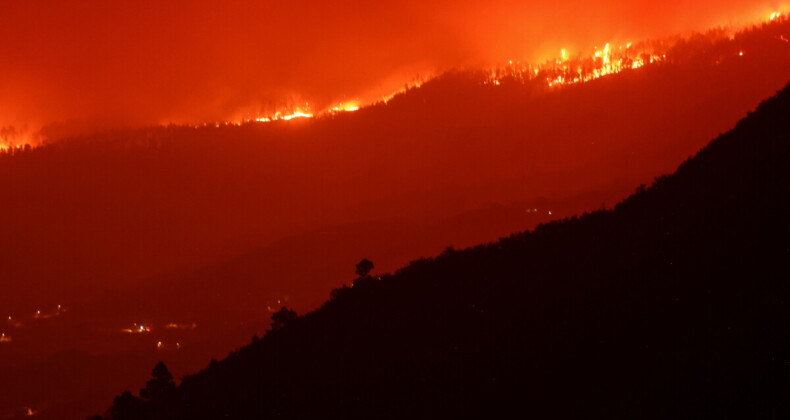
[0,0,780,142]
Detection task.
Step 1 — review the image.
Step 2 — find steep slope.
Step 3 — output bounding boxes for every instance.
[98,83,790,418]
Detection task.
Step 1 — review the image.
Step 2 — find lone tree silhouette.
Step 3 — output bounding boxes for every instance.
[355,258,374,278]
[139,361,176,401]
[271,307,298,331]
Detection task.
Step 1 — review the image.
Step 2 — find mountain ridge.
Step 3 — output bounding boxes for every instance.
[96,83,790,418]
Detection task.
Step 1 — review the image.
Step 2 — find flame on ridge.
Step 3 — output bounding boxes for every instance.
[1,11,787,149]
[484,39,668,89]
[233,11,787,128]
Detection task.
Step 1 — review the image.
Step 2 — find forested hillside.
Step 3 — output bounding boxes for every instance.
[97,83,790,419]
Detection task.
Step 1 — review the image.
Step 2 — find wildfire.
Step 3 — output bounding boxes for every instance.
[0,143,29,153]
[0,333,10,343]
[246,98,360,124]
[329,101,360,113]
[190,79,427,129]
[255,110,314,122]
[485,39,667,89]
[3,12,787,147]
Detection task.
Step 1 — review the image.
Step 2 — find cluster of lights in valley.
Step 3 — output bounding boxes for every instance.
[1,295,292,352]
[2,305,68,344]
[2,304,198,352]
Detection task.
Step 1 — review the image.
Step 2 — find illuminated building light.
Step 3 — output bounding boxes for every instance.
[165,322,197,330]
[123,323,152,333]
[7,316,22,327]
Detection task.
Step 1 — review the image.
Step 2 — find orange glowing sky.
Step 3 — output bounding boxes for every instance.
[0,0,783,142]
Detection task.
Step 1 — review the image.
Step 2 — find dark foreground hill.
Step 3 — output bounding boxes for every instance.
[98,83,790,419]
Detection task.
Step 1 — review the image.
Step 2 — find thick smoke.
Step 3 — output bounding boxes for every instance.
[0,0,777,142]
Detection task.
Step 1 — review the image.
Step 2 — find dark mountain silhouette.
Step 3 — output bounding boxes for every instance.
[93,81,790,418]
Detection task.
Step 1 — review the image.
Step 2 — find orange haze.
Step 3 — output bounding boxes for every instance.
[2,3,790,419]
[0,0,781,142]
